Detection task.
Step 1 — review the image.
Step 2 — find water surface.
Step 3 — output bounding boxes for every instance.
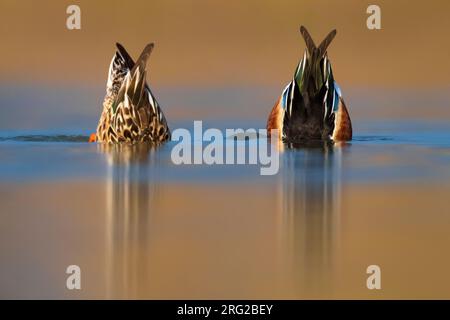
[1,120,450,299]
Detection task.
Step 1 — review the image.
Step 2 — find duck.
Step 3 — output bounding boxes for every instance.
[90,43,170,143]
[267,26,352,143]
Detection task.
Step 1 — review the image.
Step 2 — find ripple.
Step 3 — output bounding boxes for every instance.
[353,136,394,142]
[0,135,89,143]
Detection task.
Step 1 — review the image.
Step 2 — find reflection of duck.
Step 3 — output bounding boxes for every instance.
[91,43,170,144]
[98,143,158,164]
[100,144,162,298]
[267,26,352,143]
[278,143,345,297]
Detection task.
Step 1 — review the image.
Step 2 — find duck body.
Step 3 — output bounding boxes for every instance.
[95,43,170,144]
[267,26,352,142]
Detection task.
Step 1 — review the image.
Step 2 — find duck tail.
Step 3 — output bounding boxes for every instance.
[300,26,317,56]
[130,43,154,76]
[299,26,337,97]
[317,29,336,58]
[120,43,154,111]
[111,44,153,114]
[300,26,336,58]
[106,44,133,97]
[115,43,135,70]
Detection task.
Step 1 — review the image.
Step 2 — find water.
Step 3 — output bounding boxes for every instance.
[1,119,450,299]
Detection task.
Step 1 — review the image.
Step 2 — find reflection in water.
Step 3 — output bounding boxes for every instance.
[99,143,161,299]
[97,139,346,298]
[278,141,345,297]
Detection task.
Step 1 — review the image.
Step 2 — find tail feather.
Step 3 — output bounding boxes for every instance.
[129,68,146,108]
[116,43,135,70]
[318,29,336,57]
[130,43,154,75]
[106,45,132,98]
[300,26,317,55]
[298,26,337,97]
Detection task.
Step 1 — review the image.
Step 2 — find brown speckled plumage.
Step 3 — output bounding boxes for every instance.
[95,43,170,144]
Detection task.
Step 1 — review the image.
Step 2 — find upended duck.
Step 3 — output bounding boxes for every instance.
[90,43,170,143]
[267,26,352,142]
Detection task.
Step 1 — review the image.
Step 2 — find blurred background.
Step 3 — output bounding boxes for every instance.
[1,0,450,131]
[2,1,450,299]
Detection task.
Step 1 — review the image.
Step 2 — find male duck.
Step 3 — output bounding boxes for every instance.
[91,43,170,143]
[267,26,352,142]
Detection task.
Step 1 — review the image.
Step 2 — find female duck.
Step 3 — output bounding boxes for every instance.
[91,43,170,143]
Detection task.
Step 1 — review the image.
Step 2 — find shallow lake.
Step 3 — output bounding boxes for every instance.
[1,119,450,299]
